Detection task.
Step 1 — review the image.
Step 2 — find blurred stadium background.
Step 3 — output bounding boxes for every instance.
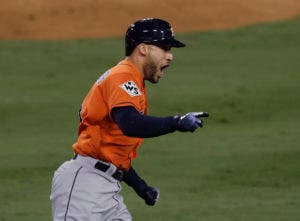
[1,0,300,39]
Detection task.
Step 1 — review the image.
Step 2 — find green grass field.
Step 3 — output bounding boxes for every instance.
[1,17,300,220]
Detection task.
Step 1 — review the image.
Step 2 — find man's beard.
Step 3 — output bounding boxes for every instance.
[143,58,159,84]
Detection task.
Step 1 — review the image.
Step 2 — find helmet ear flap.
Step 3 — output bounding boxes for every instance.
[125,35,135,56]
[125,28,140,56]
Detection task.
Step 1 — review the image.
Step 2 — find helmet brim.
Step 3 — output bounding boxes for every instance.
[171,38,186,48]
[153,38,186,48]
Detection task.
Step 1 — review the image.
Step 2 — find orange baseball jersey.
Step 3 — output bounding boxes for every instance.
[72,60,148,170]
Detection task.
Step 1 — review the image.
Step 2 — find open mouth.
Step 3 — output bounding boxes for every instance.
[160,65,169,71]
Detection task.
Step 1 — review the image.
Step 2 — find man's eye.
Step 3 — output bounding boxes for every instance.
[160,45,171,51]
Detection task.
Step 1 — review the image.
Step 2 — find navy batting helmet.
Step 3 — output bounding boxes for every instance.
[125,18,185,56]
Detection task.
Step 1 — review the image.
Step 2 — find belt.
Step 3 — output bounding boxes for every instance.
[73,154,124,181]
[95,161,124,181]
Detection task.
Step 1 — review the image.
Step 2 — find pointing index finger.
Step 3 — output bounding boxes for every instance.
[193,112,209,118]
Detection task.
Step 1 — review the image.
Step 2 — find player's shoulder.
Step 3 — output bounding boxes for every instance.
[96,59,144,93]
[95,65,128,85]
[107,61,144,97]
[109,60,141,83]
[112,60,137,75]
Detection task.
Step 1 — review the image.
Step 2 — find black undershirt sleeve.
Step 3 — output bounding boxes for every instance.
[111,106,179,138]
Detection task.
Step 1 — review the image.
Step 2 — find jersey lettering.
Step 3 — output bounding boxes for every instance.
[96,70,110,85]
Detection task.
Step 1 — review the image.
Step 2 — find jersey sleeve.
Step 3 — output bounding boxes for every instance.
[104,72,145,115]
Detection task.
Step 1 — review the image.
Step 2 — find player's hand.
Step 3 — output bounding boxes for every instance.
[143,186,160,206]
[177,112,209,132]
[123,167,160,206]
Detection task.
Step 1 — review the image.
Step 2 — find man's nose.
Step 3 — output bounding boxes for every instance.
[166,51,173,62]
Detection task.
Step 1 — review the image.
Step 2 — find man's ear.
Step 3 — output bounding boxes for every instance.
[138,43,149,56]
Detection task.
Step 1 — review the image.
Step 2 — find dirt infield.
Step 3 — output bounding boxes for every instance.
[1,0,300,40]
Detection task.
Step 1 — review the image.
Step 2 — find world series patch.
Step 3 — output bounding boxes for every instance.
[120,81,141,97]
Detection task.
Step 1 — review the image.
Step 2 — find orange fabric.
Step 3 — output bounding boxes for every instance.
[72,60,148,170]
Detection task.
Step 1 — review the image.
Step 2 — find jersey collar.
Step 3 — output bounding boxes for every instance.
[119,59,144,86]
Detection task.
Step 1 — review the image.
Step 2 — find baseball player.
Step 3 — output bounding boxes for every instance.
[50,18,209,221]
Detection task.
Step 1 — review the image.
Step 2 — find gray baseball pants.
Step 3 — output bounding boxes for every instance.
[50,154,132,221]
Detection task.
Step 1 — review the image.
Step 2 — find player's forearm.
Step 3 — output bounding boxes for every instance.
[112,106,178,138]
[123,166,147,190]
